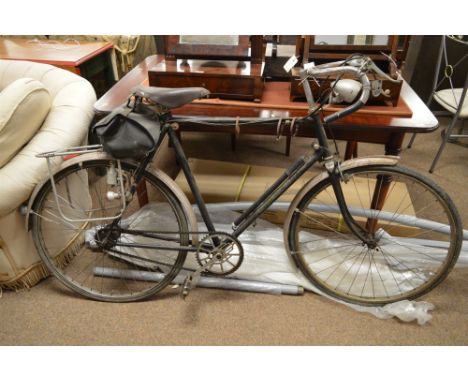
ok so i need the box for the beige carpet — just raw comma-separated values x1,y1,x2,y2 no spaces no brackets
1,118,467,345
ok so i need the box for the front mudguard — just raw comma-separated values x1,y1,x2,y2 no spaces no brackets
282,155,400,260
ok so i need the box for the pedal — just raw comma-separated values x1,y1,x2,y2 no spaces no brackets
180,274,194,300
179,254,216,300
180,272,203,300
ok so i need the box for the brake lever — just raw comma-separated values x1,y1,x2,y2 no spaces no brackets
380,51,398,67
366,57,401,83
345,55,401,83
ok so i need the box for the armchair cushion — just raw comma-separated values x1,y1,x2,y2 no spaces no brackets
0,78,51,167
0,59,97,290
0,59,96,216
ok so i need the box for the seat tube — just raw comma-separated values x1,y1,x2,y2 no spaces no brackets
167,126,216,233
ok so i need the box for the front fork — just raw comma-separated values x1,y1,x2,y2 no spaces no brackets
324,157,375,245
309,112,376,245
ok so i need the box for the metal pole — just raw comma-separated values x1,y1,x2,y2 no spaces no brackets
94,267,304,296
203,202,468,240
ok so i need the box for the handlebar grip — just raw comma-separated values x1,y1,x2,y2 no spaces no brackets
304,65,371,123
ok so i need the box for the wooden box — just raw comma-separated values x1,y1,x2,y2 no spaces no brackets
161,35,265,64
290,67,402,106
148,59,264,102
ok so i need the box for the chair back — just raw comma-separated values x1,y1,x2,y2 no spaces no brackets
429,35,468,114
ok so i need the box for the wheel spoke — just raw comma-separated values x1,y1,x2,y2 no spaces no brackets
346,247,371,294
297,209,354,241
32,160,188,302
334,246,366,291
291,166,460,304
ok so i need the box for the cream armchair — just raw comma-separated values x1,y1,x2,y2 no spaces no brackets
0,59,96,290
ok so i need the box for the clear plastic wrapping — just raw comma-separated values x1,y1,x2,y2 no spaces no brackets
105,203,467,324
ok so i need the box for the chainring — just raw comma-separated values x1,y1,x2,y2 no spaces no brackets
195,232,244,276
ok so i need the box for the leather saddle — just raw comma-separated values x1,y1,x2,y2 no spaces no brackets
132,85,210,109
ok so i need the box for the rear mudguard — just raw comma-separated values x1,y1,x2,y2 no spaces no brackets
25,152,199,245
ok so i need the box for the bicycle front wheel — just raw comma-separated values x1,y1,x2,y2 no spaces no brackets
31,159,189,302
287,165,462,306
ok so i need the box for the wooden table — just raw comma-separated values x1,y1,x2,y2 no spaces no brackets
94,55,438,159
0,37,115,95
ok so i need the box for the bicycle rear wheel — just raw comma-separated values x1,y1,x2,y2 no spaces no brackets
31,159,189,302
287,165,462,306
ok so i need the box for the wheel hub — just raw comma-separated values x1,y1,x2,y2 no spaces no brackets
95,226,121,249
366,240,378,249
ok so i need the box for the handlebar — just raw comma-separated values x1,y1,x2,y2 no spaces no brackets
308,65,370,123
299,56,397,123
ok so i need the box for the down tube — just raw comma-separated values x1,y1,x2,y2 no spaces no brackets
232,150,323,237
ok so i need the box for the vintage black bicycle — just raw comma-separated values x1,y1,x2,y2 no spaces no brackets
29,56,463,306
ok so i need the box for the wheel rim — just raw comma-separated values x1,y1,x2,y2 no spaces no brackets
290,166,461,305
32,160,188,302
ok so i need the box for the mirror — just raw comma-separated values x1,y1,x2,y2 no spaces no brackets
179,35,240,46
314,35,390,46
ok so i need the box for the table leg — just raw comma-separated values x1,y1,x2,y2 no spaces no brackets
285,135,291,156
365,174,391,234
344,141,358,160
136,180,149,207
384,132,404,157
231,133,237,151
365,133,404,233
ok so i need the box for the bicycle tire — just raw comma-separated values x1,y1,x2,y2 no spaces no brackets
287,164,462,306
31,159,189,302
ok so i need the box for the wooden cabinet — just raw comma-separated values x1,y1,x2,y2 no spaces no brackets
0,37,115,97
150,36,265,102
157,35,265,63
148,59,264,102
291,35,408,106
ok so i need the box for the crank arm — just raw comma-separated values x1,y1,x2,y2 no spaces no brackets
180,255,218,299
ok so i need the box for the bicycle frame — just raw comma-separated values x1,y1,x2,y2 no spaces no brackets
125,110,371,250
37,62,375,254
31,55,464,305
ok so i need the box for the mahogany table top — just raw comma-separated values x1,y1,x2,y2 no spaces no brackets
0,37,113,67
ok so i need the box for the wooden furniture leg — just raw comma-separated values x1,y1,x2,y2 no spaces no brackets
344,141,358,160
365,132,405,233
231,133,237,151
365,174,392,233
136,180,149,207
285,134,292,156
